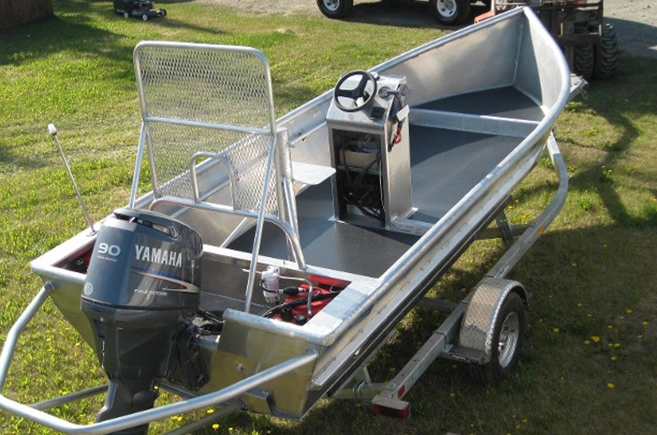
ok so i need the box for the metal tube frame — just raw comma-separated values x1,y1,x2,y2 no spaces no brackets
0,288,317,435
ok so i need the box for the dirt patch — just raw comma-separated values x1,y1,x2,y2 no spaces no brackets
196,0,657,58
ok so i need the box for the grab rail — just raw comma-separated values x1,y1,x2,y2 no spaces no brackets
0,283,318,434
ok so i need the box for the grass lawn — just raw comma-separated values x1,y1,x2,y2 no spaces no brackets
1,1,656,434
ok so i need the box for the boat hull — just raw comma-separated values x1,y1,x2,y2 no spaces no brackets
28,7,570,422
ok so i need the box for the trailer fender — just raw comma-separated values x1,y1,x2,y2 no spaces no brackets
458,277,528,365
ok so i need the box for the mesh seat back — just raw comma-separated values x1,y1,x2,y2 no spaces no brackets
133,41,279,214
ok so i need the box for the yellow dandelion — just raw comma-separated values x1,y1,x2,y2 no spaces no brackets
626,309,633,314
206,408,215,414
614,343,621,348
607,383,615,389
584,340,590,345
553,328,560,333
642,321,649,326
449,392,456,398
610,356,617,361
571,263,577,267
607,324,614,329
212,424,220,431
591,336,601,343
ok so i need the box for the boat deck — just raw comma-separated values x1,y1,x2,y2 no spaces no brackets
229,87,540,277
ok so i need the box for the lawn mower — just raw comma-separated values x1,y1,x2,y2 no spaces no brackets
114,0,166,21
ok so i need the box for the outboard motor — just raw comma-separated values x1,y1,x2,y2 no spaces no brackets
81,208,205,434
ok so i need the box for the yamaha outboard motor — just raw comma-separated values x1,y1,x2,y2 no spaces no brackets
81,208,204,434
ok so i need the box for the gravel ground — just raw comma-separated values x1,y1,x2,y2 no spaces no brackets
198,0,657,58
604,0,657,58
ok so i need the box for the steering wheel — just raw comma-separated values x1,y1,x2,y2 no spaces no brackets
333,70,378,113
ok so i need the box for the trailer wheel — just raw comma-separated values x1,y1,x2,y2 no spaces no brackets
470,292,525,384
594,24,618,80
573,43,594,80
430,0,471,25
317,0,354,19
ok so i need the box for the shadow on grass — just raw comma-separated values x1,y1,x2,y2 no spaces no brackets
564,53,657,228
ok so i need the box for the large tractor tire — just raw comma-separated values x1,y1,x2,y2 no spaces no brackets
594,23,619,80
573,43,594,80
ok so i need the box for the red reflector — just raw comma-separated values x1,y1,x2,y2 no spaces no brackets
397,385,406,398
372,403,411,419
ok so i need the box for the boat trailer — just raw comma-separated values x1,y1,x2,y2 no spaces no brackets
0,8,577,434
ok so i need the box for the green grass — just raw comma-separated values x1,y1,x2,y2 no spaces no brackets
1,1,657,434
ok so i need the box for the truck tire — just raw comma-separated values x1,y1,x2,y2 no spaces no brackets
594,24,619,80
430,0,471,25
317,0,354,19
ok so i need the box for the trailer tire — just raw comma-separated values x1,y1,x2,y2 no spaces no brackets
430,0,471,25
317,0,354,19
573,43,594,80
470,292,525,385
594,24,619,80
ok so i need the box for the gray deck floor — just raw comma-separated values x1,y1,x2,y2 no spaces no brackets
230,87,536,277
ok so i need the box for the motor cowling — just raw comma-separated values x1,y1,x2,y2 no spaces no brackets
81,208,204,434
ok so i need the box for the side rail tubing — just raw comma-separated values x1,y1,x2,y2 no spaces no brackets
0,284,317,435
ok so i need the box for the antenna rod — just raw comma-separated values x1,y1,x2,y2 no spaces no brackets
47,124,97,235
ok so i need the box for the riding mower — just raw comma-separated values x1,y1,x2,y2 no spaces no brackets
114,0,167,21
